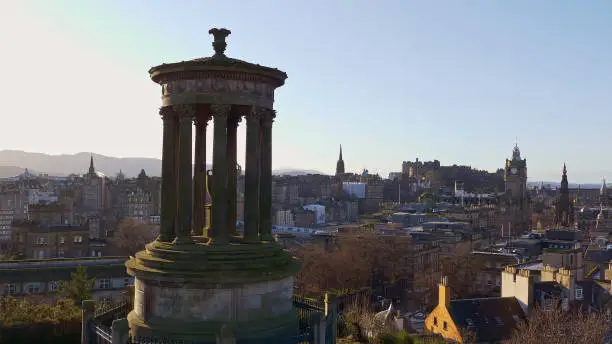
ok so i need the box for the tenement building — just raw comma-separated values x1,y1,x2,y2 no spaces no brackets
0,257,131,302
125,28,300,343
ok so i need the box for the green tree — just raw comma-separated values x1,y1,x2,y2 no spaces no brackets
58,266,95,305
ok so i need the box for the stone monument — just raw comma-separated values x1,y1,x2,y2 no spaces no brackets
125,28,300,343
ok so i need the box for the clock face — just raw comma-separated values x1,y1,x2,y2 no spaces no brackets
511,168,518,174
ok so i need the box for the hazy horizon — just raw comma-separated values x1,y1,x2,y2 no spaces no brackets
1,1,611,182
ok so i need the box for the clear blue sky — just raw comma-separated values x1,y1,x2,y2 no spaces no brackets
1,1,611,182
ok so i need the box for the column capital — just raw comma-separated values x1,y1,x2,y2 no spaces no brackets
246,106,265,123
159,106,175,119
211,104,232,117
260,108,276,128
172,104,197,118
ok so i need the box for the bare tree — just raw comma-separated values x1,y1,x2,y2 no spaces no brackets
294,232,413,295
505,303,611,344
107,219,158,256
412,251,487,310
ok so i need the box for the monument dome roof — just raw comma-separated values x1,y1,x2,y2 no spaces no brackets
149,28,287,86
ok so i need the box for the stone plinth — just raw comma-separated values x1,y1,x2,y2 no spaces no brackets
126,241,300,343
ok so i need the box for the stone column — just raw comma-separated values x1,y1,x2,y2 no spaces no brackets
193,111,209,236
157,107,178,242
259,109,275,241
227,113,241,236
244,107,262,243
210,104,232,244
173,104,195,245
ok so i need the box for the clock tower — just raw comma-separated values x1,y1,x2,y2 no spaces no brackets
502,144,530,236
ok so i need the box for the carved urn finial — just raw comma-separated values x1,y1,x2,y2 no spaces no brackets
208,28,231,57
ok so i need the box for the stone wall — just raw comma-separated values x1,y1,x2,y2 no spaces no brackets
134,276,294,323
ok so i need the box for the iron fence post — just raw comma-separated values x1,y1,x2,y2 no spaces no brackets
81,300,95,344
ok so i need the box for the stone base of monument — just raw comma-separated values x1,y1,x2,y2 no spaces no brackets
125,240,300,343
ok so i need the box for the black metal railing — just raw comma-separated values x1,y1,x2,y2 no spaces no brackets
89,319,112,344
293,295,325,330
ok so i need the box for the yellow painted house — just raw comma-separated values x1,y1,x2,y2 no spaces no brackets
424,277,526,343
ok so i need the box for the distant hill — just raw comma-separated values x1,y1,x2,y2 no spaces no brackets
0,166,42,179
0,150,324,178
0,150,162,178
273,169,326,176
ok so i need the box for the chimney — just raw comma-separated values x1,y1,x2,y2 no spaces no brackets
439,276,451,307
605,262,612,283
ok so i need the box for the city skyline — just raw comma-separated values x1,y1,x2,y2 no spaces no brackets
1,1,611,182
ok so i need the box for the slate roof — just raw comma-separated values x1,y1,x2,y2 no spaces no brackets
534,281,563,296
584,248,612,263
448,297,526,342
545,229,583,242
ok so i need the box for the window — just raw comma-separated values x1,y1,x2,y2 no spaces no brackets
466,318,474,328
4,284,16,295
59,236,65,244
73,235,83,243
38,250,45,259
494,316,504,326
543,298,554,311
576,287,583,300
433,316,438,326
443,321,448,331
98,279,111,289
36,236,45,245
49,281,58,292
58,250,64,258
27,283,41,293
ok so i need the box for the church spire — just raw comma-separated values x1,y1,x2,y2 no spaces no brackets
335,144,345,176
88,153,96,175
555,163,571,227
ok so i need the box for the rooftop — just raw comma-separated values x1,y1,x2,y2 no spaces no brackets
0,257,127,270
449,297,526,342
516,260,545,271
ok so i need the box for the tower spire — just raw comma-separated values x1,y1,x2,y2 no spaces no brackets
88,153,95,175
335,144,345,176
